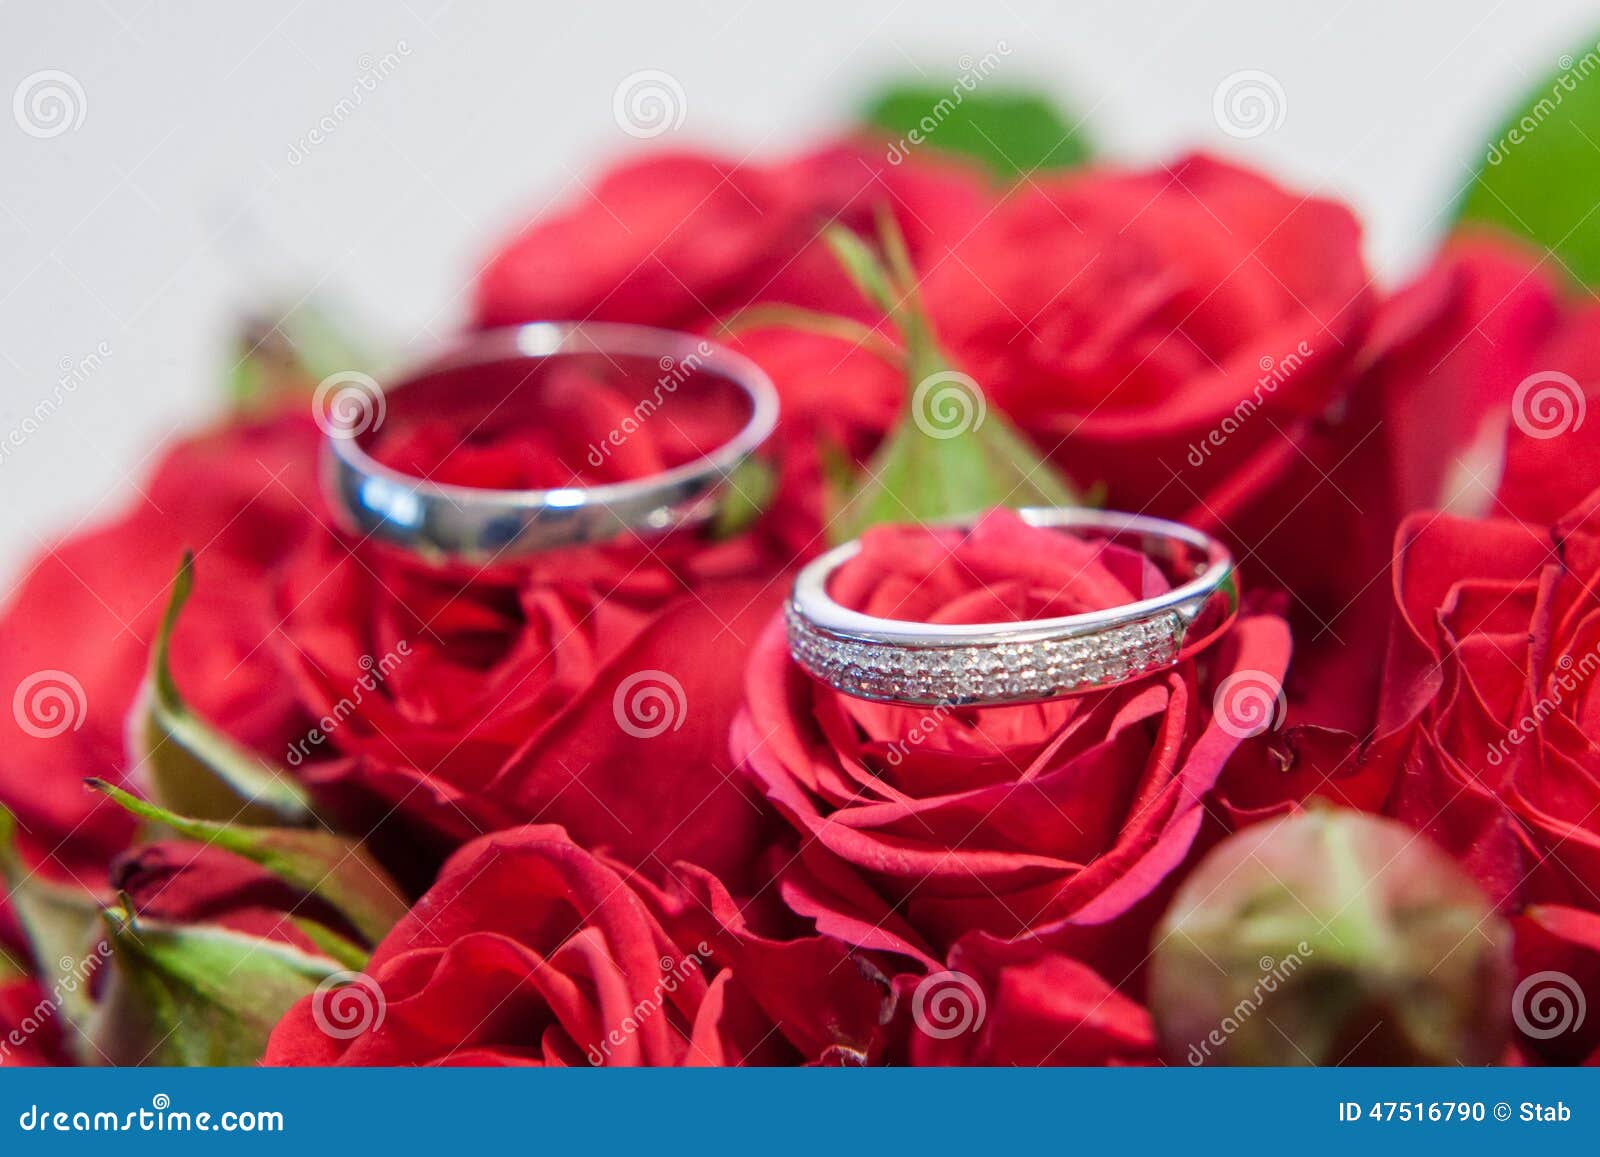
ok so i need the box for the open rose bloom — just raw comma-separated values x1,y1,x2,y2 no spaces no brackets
4,106,1600,1070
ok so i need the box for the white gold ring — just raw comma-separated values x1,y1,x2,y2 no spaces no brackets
322,322,779,564
786,509,1239,706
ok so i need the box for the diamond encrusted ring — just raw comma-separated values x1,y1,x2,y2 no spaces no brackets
786,508,1239,707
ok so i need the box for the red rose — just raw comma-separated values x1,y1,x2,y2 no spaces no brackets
272,363,791,877
1264,236,1563,732
265,825,884,1065
473,143,989,332
0,411,321,878
919,156,1372,597
1211,235,1565,751
1371,489,1600,1060
733,509,1292,976
273,530,786,881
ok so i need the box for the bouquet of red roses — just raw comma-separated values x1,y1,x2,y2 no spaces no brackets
3,69,1598,1069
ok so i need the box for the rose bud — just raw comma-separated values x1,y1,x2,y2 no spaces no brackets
1150,808,1513,1066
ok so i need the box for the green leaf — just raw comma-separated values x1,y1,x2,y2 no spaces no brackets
813,216,1079,543
88,902,343,1066
862,82,1091,179
88,780,406,948
0,808,100,1033
1457,34,1600,286
136,552,315,826
833,393,1077,543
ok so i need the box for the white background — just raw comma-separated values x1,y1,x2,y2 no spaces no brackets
1,1,1593,584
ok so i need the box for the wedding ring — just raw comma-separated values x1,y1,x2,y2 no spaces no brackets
322,322,779,563
786,509,1239,706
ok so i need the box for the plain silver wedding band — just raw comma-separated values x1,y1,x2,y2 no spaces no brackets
322,322,779,564
786,508,1239,706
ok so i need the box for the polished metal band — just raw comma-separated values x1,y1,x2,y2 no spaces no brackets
323,322,779,564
